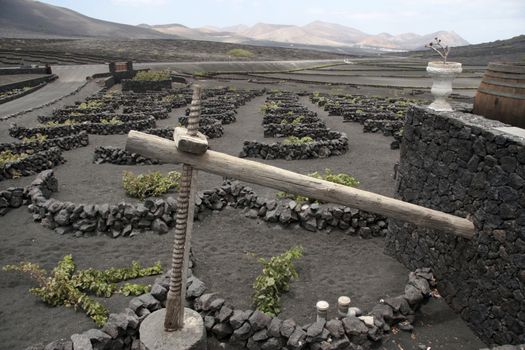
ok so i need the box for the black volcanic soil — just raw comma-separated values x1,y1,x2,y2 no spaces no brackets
0,79,486,350
0,38,345,67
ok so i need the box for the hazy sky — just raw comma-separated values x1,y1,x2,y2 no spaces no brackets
40,0,524,44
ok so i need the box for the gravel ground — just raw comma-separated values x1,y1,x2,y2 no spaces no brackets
0,79,486,350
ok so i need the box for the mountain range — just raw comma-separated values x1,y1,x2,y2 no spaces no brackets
1,0,469,51
141,21,469,51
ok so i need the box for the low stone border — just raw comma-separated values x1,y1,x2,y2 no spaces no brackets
343,111,400,123
9,116,155,139
175,119,224,139
0,148,64,182
198,180,387,237
27,265,446,350
93,146,161,166
263,123,328,138
363,119,404,136
240,132,349,160
37,113,149,125
0,74,58,94
263,114,319,125
0,80,54,105
0,132,89,153
180,112,236,125
22,171,385,238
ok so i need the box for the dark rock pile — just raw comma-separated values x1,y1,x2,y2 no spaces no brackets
0,186,25,215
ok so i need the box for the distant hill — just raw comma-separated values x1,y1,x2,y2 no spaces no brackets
149,21,469,51
0,0,472,52
0,0,171,39
407,35,525,65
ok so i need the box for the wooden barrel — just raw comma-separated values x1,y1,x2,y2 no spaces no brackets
473,62,525,128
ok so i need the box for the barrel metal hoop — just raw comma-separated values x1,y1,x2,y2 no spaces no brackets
487,64,525,74
485,71,525,80
477,88,525,100
482,79,525,89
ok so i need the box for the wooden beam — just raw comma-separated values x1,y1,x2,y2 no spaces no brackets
126,131,475,239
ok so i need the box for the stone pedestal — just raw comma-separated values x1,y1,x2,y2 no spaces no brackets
139,308,207,350
426,61,462,112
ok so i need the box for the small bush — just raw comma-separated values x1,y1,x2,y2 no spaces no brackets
45,119,79,127
280,116,305,125
100,117,122,125
22,133,48,143
277,168,359,203
253,246,303,316
133,70,171,81
227,48,255,58
282,136,313,145
122,171,181,199
3,255,161,326
192,71,210,78
162,94,184,103
261,101,279,113
78,100,104,110
0,150,28,166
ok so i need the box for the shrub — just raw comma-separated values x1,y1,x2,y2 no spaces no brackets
192,71,210,78
22,133,48,143
122,171,181,199
45,119,79,127
277,169,359,203
78,100,104,110
252,246,303,316
261,101,279,113
100,117,123,125
282,136,313,145
133,70,171,81
227,48,255,58
0,150,28,166
280,116,304,125
3,255,161,326
162,94,184,103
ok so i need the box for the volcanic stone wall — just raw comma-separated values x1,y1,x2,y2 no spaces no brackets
385,106,525,345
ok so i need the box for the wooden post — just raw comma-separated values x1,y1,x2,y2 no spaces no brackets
164,85,202,332
126,131,476,239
